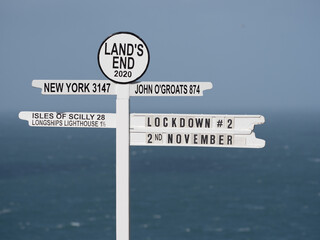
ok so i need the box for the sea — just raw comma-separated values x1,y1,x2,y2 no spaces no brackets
0,111,319,240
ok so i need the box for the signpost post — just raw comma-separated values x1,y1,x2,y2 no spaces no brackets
19,32,265,240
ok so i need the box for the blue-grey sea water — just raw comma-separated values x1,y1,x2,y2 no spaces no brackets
0,111,319,240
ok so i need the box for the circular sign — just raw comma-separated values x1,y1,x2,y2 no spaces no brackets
98,32,150,84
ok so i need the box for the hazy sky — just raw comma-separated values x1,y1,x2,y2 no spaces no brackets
1,0,319,115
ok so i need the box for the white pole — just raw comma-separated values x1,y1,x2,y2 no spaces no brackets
116,84,130,240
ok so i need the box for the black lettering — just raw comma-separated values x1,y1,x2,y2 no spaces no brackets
119,57,126,69
193,134,198,144
219,135,224,145
78,83,84,92
137,44,144,56
179,85,184,94
195,118,203,128
147,117,152,127
84,83,90,92
166,85,171,93
119,43,126,55
138,85,142,93
155,117,160,127
163,117,168,127
111,43,118,55
172,118,177,127
56,83,63,92
185,134,190,144
176,85,180,94
188,118,194,128
183,85,188,94
155,134,162,141
180,118,185,127
105,43,111,55
127,44,134,56
201,135,208,144
113,56,119,69
50,83,55,92
161,84,166,94
71,83,77,92
128,57,134,69
205,118,211,128
44,83,50,92
171,85,175,94
168,134,173,144
145,84,152,94
210,135,215,144
154,85,159,94
176,134,182,144
227,135,233,145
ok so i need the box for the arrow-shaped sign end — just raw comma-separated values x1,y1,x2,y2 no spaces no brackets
18,111,27,121
247,132,265,148
32,80,44,93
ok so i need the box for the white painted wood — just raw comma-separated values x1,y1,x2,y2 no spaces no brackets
32,80,117,95
18,111,116,128
116,84,130,240
130,81,213,96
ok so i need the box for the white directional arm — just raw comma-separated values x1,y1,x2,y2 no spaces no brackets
130,113,265,134
19,111,116,128
130,132,265,148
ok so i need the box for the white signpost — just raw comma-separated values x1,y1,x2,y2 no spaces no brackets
19,32,265,240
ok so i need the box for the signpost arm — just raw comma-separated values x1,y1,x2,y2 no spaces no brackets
116,84,130,240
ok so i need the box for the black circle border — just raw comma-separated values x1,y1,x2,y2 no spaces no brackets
97,32,150,84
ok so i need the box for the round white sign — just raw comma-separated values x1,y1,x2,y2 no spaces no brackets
98,32,150,84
